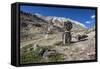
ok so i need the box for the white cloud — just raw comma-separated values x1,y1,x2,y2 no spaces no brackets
85,20,95,24
91,15,95,19
85,21,91,24
85,15,95,24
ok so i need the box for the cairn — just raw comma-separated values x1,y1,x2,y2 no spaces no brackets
62,20,73,45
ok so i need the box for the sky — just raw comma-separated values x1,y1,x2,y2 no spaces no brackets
20,5,96,28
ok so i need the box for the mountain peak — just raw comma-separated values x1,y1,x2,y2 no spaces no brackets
33,13,87,29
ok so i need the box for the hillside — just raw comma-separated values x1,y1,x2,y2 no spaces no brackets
20,11,87,41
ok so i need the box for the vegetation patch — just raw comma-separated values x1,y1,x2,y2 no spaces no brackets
48,53,65,62
20,44,65,64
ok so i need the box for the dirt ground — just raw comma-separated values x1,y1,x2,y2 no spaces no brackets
20,31,96,61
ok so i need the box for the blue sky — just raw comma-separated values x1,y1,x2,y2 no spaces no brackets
20,5,96,28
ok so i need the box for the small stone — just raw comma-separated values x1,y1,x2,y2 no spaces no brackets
32,44,39,51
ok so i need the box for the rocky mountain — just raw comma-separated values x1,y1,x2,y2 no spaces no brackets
20,11,87,37
34,13,87,30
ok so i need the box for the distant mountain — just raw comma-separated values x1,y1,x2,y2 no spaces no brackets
20,11,87,36
34,13,87,31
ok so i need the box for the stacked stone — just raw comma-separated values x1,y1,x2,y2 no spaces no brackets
62,21,73,44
